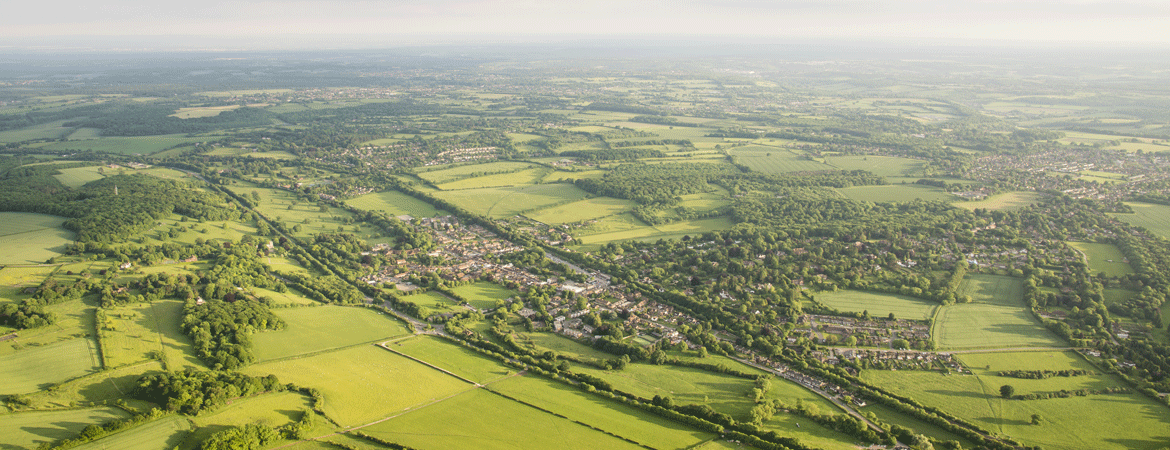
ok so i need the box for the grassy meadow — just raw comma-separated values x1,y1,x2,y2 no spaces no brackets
100,299,204,371
814,290,938,320
1067,241,1135,277
0,212,74,264
432,183,588,218
835,184,954,203
384,335,513,384
0,407,129,450
445,281,517,310
345,190,448,218
934,275,1063,349
0,338,101,395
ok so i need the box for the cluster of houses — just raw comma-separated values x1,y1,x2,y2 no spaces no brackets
820,348,966,373
800,314,931,349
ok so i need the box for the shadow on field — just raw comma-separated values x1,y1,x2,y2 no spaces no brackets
925,389,987,399
976,416,1029,426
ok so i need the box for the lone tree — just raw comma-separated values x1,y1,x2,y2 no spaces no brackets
1031,413,1043,425
1000,384,1015,399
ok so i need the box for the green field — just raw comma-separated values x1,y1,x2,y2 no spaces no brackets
0,120,77,143
37,134,209,155
26,361,163,409
415,161,538,184
814,290,938,320
245,345,473,427
360,389,646,450
100,299,204,370
1068,241,1135,277
863,351,1170,450
53,165,107,187
432,183,589,218
491,375,715,449
435,168,551,190
445,281,517,310
1112,202,1170,239
386,335,513,384
71,415,193,450
0,338,101,395
835,184,954,203
571,362,857,449
0,212,74,264
527,196,637,224
0,407,129,450
345,190,447,218
575,216,736,248
729,146,831,173
934,275,1063,349
0,296,99,355
190,392,311,443
225,183,368,241
514,331,620,363
826,155,927,177
957,191,1045,211
252,306,411,361
170,105,243,118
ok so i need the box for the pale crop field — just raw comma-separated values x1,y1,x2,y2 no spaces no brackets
252,306,411,361
0,212,73,265
244,345,474,427
361,389,646,450
957,191,1045,211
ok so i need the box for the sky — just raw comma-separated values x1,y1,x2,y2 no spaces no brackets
2,0,1168,50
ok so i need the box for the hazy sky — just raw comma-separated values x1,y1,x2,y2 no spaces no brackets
2,0,1167,49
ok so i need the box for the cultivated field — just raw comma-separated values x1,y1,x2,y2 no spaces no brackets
527,197,637,224
490,375,715,449
360,389,646,450
0,212,74,264
37,134,208,155
514,331,619,363
53,165,106,187
170,105,243,118
436,168,553,191
729,146,831,173
432,183,589,218
245,345,473,426
25,361,163,409
862,353,1170,450
100,299,204,370
0,407,128,450
189,392,311,443
835,184,954,203
71,415,192,450
345,190,447,218
415,161,538,184
0,120,76,143
1112,202,1170,239
252,306,411,361
385,335,512,384
933,275,1063,349
1067,241,1135,277
814,290,938,320
956,191,1045,211
825,155,927,177
0,338,101,395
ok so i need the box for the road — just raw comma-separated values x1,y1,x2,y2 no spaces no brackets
730,356,886,435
